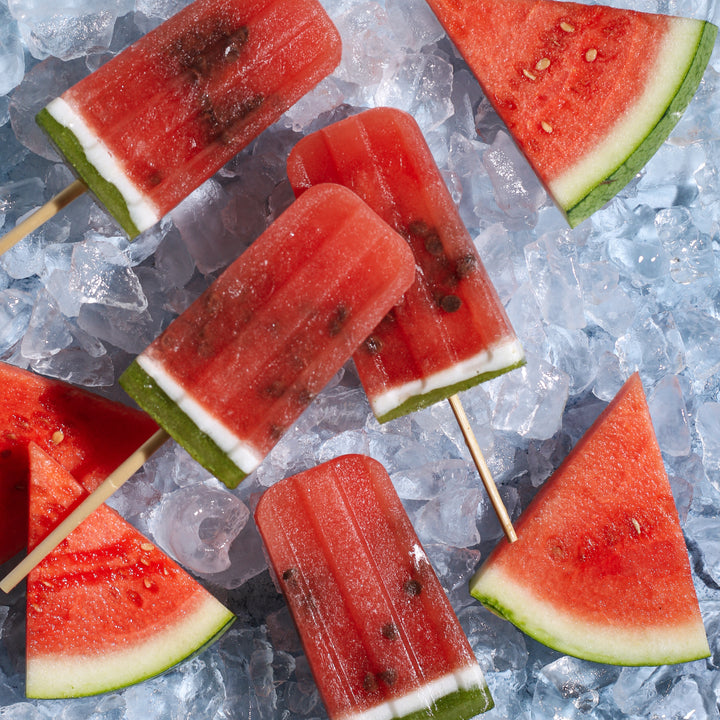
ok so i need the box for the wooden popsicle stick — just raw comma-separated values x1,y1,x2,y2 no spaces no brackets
0,428,169,594
447,393,517,543
0,179,86,256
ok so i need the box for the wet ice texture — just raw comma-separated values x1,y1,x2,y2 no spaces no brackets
2,0,720,718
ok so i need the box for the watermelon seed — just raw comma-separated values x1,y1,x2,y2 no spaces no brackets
631,518,641,534
456,254,477,278
31,603,42,613
140,558,150,566
42,580,53,588
541,121,553,133
141,542,154,552
363,673,378,692
585,48,598,62
364,335,383,354
381,622,399,640
51,430,64,444
403,578,422,596
560,21,575,32
536,57,551,71
380,669,398,686
439,294,462,313
329,305,350,336
522,69,537,81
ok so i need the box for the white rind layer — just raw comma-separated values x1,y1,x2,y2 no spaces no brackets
471,563,711,666
337,664,489,720
46,97,161,232
550,17,704,210
137,353,264,474
369,337,525,419
26,594,233,698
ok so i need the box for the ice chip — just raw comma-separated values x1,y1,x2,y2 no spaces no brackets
151,484,250,574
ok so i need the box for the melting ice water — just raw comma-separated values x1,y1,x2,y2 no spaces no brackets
1,0,720,717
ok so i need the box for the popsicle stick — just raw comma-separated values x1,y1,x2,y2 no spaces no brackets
0,427,169,594
447,393,517,543
0,180,86,256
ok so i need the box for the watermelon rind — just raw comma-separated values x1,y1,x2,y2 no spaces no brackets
120,359,247,488
27,595,235,698
373,346,526,424
36,106,144,238
561,18,717,227
470,565,710,666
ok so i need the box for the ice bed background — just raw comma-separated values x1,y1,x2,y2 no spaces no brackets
1,0,720,716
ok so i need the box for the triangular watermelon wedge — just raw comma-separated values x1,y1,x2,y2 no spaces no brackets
425,0,717,227
0,361,159,564
25,442,235,698
470,373,710,666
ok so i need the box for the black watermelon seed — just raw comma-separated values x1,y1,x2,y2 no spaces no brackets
403,578,422,596
363,673,378,692
439,294,462,313
364,335,383,354
380,669,398,686
381,623,398,640
329,305,350,337
456,254,477,278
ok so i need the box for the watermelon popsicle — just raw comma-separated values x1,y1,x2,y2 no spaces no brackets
287,107,524,540
255,454,494,720
1,0,341,250
0,182,415,594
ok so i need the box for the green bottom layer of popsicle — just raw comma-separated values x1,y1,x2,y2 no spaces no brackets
36,108,141,238
119,360,247,489
397,682,494,720
375,357,527,424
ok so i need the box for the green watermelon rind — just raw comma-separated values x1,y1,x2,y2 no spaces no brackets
36,107,141,238
27,598,235,698
470,566,711,667
119,360,247,489
375,358,526,424
564,20,718,228
395,682,494,720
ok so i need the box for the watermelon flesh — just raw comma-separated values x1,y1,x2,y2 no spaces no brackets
424,0,717,227
35,0,341,237
469,373,710,666
286,107,525,423
0,361,158,564
25,442,235,698
120,184,415,488
255,454,493,720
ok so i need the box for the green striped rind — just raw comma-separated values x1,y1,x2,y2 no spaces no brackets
565,20,718,228
396,682,494,720
36,108,141,238
376,358,526,424
119,360,247,489
28,601,235,698
470,568,711,666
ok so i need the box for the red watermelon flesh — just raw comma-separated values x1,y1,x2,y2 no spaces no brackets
470,373,710,665
0,361,158,564
25,442,235,698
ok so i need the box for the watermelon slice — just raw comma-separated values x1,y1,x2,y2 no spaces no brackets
425,0,717,227
25,442,235,698
255,454,493,720
469,373,709,666
0,361,158,564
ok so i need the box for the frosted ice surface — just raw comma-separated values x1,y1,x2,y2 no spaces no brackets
647,374,691,458
0,5,25,96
